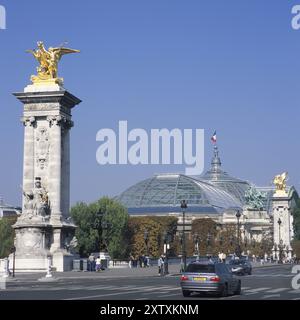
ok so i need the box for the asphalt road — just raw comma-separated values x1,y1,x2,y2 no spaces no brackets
0,264,299,300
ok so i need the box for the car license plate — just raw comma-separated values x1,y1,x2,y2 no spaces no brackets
193,277,207,281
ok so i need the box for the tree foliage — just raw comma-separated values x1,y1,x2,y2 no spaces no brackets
188,218,273,257
127,216,177,258
71,197,129,259
293,198,300,240
0,217,16,258
292,240,300,258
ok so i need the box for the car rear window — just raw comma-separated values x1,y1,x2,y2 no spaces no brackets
186,264,215,273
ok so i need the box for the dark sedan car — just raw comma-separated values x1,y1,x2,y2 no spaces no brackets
180,261,241,297
227,259,252,275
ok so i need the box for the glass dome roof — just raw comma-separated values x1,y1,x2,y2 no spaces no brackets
199,146,250,203
116,173,242,213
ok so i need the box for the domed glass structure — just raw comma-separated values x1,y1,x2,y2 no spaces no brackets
116,173,242,215
200,146,250,203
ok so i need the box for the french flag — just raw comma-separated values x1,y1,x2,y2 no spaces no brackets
211,131,217,144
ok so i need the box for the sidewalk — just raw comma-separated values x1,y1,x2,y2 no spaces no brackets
2,262,289,282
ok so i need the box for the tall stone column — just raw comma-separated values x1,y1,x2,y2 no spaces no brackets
13,85,81,272
272,195,293,260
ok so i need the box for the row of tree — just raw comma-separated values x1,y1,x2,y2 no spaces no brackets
70,198,274,259
1,196,300,259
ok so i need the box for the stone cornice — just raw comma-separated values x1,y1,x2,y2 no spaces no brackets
13,90,81,109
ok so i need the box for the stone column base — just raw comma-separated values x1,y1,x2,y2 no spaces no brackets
11,256,49,273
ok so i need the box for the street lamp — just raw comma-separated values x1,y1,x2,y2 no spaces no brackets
206,232,212,257
101,220,112,252
10,245,16,278
193,233,200,260
180,200,187,272
93,209,104,252
277,218,283,264
274,243,278,262
163,231,171,275
144,229,149,256
236,210,242,257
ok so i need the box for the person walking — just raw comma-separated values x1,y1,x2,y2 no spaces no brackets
158,255,164,275
222,252,227,263
218,252,222,263
95,256,101,272
88,253,95,272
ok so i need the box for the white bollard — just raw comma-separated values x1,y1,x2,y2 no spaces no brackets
45,256,53,278
2,258,9,278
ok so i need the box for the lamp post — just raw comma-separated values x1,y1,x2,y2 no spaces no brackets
180,200,187,272
274,243,278,262
277,218,283,264
101,220,112,252
236,210,242,257
11,245,16,278
94,209,104,253
144,229,149,256
193,234,200,261
163,231,171,275
219,236,223,258
206,232,212,257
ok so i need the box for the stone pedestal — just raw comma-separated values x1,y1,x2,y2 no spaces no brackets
13,83,81,272
272,193,293,260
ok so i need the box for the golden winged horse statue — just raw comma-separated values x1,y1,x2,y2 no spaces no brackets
273,172,288,196
26,41,80,84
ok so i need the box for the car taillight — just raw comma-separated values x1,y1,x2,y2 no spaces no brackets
181,275,189,281
210,276,220,282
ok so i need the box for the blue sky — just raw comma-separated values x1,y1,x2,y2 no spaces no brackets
1,0,300,206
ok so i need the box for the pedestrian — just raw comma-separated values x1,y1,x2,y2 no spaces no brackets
260,256,264,265
222,252,227,263
88,253,95,272
218,252,222,263
146,255,150,267
158,255,164,275
96,256,101,272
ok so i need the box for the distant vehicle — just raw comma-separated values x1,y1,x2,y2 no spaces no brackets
180,261,241,297
227,259,252,275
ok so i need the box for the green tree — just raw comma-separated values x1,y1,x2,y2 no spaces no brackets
71,197,129,259
98,197,129,259
0,217,16,258
71,201,98,257
293,198,300,240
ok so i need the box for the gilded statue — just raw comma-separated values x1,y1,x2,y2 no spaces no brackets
26,41,80,84
273,172,288,196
